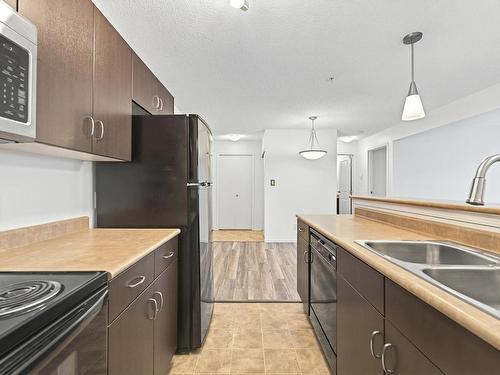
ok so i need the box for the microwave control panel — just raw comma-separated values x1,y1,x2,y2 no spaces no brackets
0,33,29,124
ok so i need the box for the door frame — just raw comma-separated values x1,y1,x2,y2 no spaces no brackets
367,144,389,197
216,153,255,230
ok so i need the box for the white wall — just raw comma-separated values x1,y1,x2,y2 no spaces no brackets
0,149,94,231
212,140,264,230
263,129,337,242
393,109,500,202
356,82,500,197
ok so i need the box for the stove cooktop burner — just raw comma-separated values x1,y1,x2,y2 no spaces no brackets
0,280,63,319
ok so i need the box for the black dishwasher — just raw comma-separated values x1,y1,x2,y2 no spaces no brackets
309,229,337,373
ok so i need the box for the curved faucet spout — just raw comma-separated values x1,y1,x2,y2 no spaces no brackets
466,154,500,206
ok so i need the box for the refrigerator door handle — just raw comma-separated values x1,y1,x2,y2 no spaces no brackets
187,181,208,188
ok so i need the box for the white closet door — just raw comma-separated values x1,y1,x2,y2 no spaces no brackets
218,154,253,229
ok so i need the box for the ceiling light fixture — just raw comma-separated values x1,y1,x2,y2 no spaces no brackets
226,134,242,142
230,0,249,11
338,135,357,143
299,116,327,160
402,32,425,121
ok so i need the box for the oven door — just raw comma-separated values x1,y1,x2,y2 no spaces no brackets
310,233,337,355
0,287,108,375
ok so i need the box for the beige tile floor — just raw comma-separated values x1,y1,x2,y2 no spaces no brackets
169,303,331,374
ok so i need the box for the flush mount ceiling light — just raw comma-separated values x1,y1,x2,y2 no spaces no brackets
299,116,327,160
226,134,243,142
230,0,249,11
402,32,425,121
338,135,358,143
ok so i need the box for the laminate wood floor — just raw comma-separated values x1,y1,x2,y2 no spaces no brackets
212,230,264,242
213,241,300,302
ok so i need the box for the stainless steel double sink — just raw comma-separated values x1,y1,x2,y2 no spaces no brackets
355,240,500,319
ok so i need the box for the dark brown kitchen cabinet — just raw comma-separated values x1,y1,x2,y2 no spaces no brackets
153,260,178,375
107,237,179,375
132,52,160,113
19,0,94,153
296,220,310,312
108,283,155,375
337,275,385,375
92,8,132,160
383,321,443,375
156,80,174,114
386,279,500,375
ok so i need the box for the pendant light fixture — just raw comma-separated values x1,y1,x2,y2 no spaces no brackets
230,0,249,11
402,32,425,121
299,116,327,160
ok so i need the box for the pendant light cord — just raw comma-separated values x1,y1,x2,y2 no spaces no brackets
309,117,321,149
411,42,415,82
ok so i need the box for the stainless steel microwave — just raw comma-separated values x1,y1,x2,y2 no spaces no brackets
0,1,37,142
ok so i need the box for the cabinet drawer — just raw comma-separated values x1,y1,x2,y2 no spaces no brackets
297,220,309,242
109,252,154,322
338,247,384,314
386,279,500,375
154,238,178,277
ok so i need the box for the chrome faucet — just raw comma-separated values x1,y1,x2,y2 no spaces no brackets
466,154,500,205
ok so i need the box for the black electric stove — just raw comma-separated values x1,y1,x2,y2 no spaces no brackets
0,272,108,374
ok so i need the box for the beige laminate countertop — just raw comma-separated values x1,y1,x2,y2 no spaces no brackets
0,228,180,279
351,194,500,215
297,214,500,350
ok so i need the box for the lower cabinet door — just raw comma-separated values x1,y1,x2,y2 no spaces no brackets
337,276,384,375
154,261,178,374
296,236,309,309
383,321,444,375
108,284,155,375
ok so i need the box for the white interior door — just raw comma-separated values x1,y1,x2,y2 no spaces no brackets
218,154,253,229
337,155,352,214
369,146,387,197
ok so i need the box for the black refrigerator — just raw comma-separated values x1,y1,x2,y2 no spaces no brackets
95,113,214,352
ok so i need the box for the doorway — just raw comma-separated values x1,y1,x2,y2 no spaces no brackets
368,146,387,197
217,154,253,229
337,154,353,214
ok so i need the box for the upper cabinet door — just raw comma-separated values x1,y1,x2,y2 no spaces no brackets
132,52,159,114
92,8,132,161
156,80,174,114
19,0,94,153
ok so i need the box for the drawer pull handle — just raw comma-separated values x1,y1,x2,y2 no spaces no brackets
369,330,383,359
154,291,164,312
147,298,158,320
126,275,146,288
162,252,175,259
381,343,396,374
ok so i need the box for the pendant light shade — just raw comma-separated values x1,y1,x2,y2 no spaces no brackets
299,116,327,160
402,32,425,121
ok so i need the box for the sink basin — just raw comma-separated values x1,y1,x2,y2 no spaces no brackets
423,268,500,318
360,241,499,266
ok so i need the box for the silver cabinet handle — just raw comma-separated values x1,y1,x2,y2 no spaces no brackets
95,120,104,141
84,116,95,137
370,330,383,359
153,95,160,110
381,343,396,374
298,227,304,232
159,97,164,111
126,275,146,288
303,250,308,263
154,291,164,312
147,298,158,320
162,251,175,259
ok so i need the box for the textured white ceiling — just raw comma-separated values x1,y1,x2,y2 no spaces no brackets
92,0,500,137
